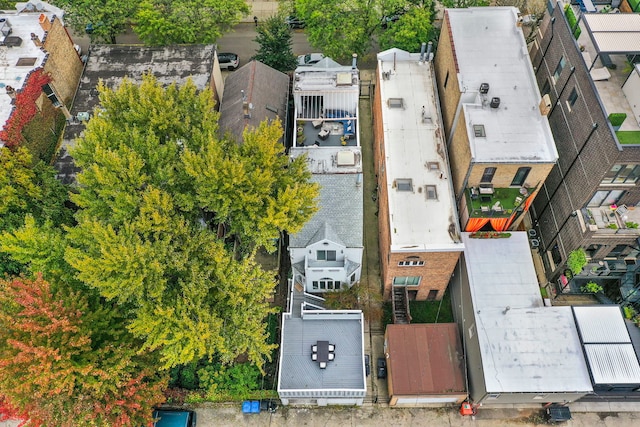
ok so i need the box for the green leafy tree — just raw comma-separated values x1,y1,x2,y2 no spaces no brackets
134,0,249,45
295,0,382,60
65,75,313,369
51,0,137,43
0,274,166,427
0,148,73,276
379,6,436,52
254,15,298,72
567,248,587,275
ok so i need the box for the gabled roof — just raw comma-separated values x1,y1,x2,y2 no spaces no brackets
306,221,345,247
289,174,363,249
218,60,289,143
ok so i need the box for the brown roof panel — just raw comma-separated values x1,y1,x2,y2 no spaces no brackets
387,323,466,396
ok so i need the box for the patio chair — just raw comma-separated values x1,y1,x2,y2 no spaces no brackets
328,353,335,361
319,362,327,369
328,344,335,352
311,345,317,352
312,353,317,361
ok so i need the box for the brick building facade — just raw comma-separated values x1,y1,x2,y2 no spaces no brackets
529,2,640,287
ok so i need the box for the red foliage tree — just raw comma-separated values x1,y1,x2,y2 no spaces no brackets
0,69,52,147
0,274,167,427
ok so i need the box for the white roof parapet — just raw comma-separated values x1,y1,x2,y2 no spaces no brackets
376,47,463,250
446,7,558,163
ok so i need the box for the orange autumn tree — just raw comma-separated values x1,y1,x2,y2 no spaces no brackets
0,274,167,427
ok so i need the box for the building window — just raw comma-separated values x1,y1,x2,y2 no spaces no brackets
567,87,579,109
427,290,438,301
602,164,640,185
587,190,624,207
398,260,425,266
553,56,566,83
425,185,438,200
511,167,531,186
473,124,486,137
317,250,336,261
312,278,341,290
350,273,356,283
607,244,629,259
396,178,413,191
444,71,449,88
481,167,496,183
541,79,550,96
388,98,404,108
392,276,421,286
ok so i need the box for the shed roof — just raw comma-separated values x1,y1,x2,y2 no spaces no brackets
386,323,466,396
218,60,289,143
462,232,593,394
445,7,557,163
582,13,640,55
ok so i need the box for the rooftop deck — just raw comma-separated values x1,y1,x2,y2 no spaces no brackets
575,8,640,134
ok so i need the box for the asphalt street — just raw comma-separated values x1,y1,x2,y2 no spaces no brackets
71,23,314,71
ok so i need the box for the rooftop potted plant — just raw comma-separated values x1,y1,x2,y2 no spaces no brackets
580,281,603,294
608,113,627,131
567,248,587,275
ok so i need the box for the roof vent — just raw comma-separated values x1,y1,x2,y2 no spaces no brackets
490,97,500,108
0,18,12,38
479,83,490,94
336,150,356,166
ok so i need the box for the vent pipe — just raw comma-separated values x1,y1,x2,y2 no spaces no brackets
352,53,357,69
31,32,42,47
426,41,433,62
419,42,426,62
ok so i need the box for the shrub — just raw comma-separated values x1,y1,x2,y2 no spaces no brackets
608,113,628,127
626,221,639,229
580,281,603,293
623,305,637,320
567,248,587,275
563,5,581,40
607,223,618,229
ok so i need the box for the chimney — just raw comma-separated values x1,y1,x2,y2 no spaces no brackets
31,32,42,47
419,42,426,62
426,41,433,62
38,14,51,32
352,53,357,69
5,85,15,99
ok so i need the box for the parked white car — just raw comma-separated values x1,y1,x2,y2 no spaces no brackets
297,53,325,66
218,52,239,71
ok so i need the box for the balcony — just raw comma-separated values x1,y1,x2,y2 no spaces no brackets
466,186,528,218
580,206,640,236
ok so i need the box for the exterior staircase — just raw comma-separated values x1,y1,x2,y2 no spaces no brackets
392,286,410,324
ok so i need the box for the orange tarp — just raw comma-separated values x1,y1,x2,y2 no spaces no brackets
465,217,490,232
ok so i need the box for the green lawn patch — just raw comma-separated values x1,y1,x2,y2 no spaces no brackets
466,186,525,218
409,288,454,323
616,131,640,145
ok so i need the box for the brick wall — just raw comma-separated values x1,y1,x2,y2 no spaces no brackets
383,251,460,301
42,16,83,104
531,3,640,280
434,12,462,141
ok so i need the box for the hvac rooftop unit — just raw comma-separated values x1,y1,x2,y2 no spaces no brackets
479,83,490,94
490,97,501,108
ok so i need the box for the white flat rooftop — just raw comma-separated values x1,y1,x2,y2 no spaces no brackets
377,48,462,251
462,232,593,394
0,12,55,137
446,7,558,163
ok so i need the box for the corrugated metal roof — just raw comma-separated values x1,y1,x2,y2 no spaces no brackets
386,324,466,396
573,306,631,344
584,344,640,385
583,14,640,54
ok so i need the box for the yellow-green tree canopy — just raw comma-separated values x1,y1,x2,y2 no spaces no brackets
66,75,317,369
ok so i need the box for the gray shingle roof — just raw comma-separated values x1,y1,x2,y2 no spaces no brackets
218,60,289,143
289,174,363,248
